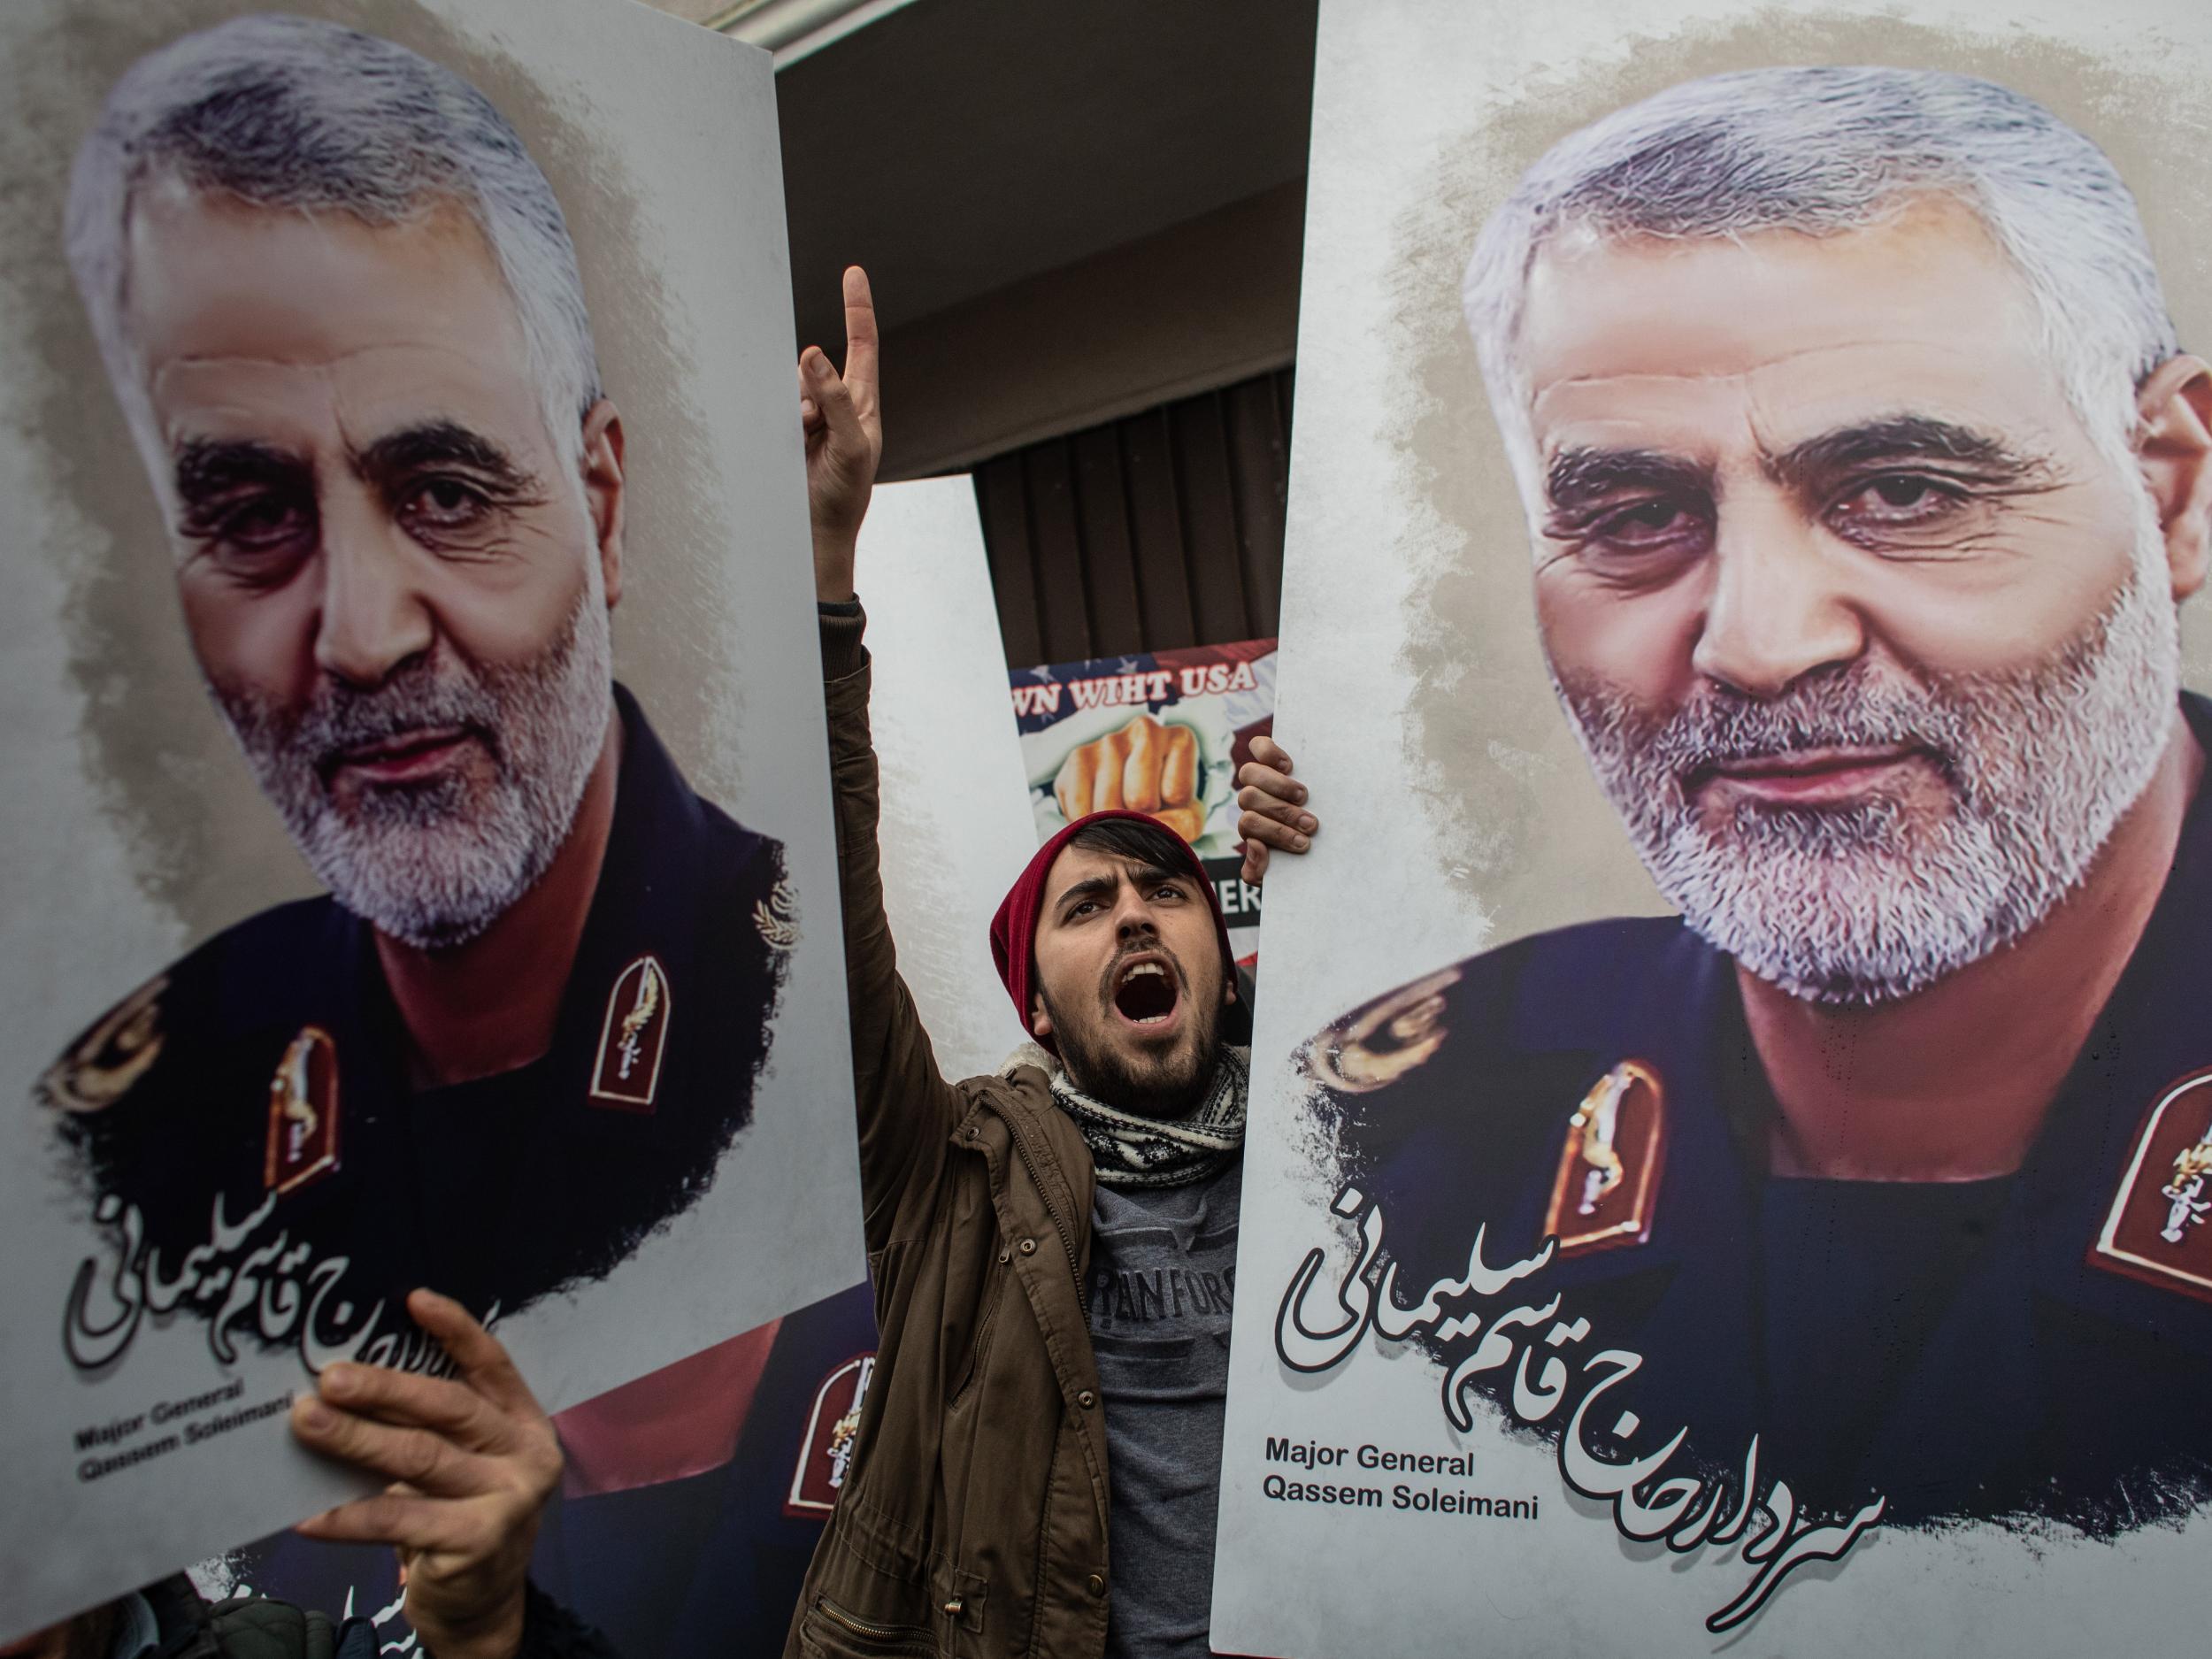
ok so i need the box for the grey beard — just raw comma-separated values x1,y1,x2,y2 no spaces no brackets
214,580,614,950
1556,523,2179,1007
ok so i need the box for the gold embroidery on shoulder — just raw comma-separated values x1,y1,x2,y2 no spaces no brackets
38,974,169,1113
755,877,801,951
1305,967,1462,1094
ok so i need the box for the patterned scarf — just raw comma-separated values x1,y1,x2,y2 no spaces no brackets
1022,1044,1249,1188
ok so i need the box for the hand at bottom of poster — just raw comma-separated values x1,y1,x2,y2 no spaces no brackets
289,1290,560,1659
1275,1185,1886,1635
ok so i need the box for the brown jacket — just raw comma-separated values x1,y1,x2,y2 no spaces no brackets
787,614,1112,1659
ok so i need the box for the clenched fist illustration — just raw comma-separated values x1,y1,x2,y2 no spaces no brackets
1054,714,1206,842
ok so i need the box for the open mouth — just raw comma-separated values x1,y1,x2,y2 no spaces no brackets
1111,956,1182,1028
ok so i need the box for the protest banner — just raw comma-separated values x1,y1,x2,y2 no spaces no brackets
204,476,1033,1655
1013,641,1277,969
1211,2,2212,1652
0,0,863,1634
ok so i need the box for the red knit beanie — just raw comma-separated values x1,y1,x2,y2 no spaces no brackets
988,810,1234,1054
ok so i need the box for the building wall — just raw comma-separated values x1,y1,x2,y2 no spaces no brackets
975,367,1292,667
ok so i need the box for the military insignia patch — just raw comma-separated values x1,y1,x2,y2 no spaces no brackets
786,1354,875,1517
265,1026,341,1194
2090,1069,2212,1303
37,974,168,1114
755,877,801,951
1542,1060,1666,1257
1306,967,1462,1094
590,955,671,1112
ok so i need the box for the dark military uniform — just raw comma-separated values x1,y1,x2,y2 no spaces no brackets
1317,694,2212,1534
42,684,794,1355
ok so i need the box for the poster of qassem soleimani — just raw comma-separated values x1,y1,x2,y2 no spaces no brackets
202,478,1024,1659
1211,0,2212,1653
0,0,864,1636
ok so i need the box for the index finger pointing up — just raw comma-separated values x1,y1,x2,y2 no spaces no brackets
841,265,879,423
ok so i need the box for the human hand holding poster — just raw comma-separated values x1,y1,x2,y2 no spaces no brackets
1211,0,2212,1652
206,1289,884,1655
0,0,863,1638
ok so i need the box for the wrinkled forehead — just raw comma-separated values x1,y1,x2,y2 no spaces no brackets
116,180,549,476
119,176,522,376
1516,197,2065,463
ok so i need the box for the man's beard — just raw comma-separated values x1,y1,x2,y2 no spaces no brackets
1555,519,2180,1007
213,580,614,951
1043,944,1225,1119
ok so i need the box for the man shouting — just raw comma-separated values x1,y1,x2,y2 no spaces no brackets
784,269,1317,1659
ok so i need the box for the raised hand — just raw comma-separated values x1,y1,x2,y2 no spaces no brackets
290,1290,562,1659
800,265,882,603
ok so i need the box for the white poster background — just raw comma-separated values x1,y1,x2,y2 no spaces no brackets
859,476,1038,1081
0,0,864,1635
1211,1,2211,1655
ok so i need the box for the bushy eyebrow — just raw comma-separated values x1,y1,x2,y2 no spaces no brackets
1765,416,2052,485
173,421,542,505
1543,417,2055,516
1048,862,1193,917
1123,861,1192,893
1049,874,1120,915
173,437,308,503
1545,447,1714,510
353,419,540,494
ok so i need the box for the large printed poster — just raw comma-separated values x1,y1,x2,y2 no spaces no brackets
202,478,1029,1652
1012,640,1277,967
1213,1,2212,1653
0,0,864,1636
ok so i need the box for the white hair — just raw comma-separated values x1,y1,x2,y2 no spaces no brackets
65,13,601,476
1463,65,2182,502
